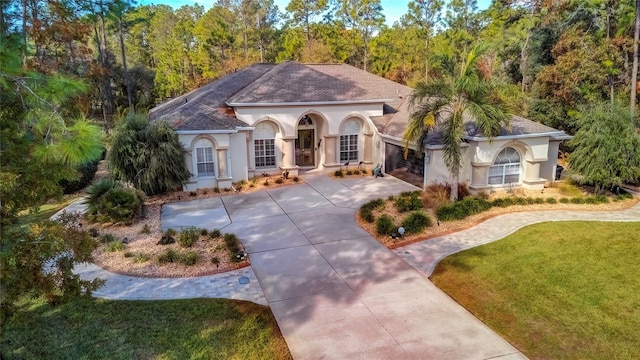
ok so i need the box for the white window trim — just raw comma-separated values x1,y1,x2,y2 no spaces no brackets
254,138,276,169
195,146,215,178
488,147,521,185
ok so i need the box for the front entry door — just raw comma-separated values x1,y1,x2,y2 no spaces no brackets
295,129,315,167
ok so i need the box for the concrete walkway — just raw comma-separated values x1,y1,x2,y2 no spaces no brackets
73,175,640,360
394,199,640,278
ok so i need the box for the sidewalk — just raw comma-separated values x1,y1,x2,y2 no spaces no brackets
394,200,640,277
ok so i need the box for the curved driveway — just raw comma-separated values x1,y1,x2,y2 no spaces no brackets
163,174,528,360
76,174,640,360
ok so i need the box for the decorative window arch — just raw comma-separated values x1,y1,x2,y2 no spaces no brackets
254,121,277,169
339,118,360,162
194,138,215,177
298,115,313,126
488,147,520,185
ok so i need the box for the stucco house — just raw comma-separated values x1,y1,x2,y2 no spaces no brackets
149,61,570,192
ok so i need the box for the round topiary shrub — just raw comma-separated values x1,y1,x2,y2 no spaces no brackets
376,215,395,235
97,187,145,222
401,211,432,234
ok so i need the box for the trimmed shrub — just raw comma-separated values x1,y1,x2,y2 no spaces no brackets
359,208,375,223
334,170,344,178
96,187,145,223
158,249,180,263
546,197,558,204
533,197,545,204
178,227,200,248
106,241,126,252
394,191,423,212
134,253,151,263
401,211,432,234
293,176,300,183
179,251,199,266
585,195,609,204
559,197,570,204
436,197,492,221
157,228,177,245
99,233,116,244
376,215,395,235
361,198,385,211
346,170,353,176
209,229,222,239
571,197,585,204
275,177,284,184
224,233,241,254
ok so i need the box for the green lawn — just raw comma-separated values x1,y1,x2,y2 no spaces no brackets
1,297,291,360
431,221,640,359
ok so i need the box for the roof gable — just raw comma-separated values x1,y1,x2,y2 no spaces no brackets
227,62,393,105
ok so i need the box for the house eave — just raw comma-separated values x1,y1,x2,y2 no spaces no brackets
176,129,239,135
379,133,469,151
227,99,392,107
464,131,569,142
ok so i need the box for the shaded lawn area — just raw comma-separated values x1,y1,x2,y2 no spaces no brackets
431,221,640,359
1,297,291,360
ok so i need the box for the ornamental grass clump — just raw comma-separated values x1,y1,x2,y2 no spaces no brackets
401,211,432,234
178,227,200,248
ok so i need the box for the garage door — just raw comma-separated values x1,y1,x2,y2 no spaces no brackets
384,143,424,188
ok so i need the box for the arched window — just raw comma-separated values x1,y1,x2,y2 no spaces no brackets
254,121,277,169
339,118,360,162
488,147,520,185
195,138,215,177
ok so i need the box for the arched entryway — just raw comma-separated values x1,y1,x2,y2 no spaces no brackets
295,115,315,167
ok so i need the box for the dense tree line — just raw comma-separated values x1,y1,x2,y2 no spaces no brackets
3,0,640,128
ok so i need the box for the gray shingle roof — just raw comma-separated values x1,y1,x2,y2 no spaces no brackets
149,62,566,143
149,64,275,131
226,62,404,104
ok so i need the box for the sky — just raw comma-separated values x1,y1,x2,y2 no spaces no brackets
138,0,493,26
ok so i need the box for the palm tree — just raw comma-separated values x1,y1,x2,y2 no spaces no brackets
404,44,509,201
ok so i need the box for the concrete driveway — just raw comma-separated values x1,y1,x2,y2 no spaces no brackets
162,174,527,360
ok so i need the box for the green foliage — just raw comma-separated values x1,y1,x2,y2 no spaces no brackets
334,170,344,177
394,191,423,212
423,183,451,209
376,215,396,235
569,102,640,192
158,228,177,245
401,211,432,234
178,227,200,248
360,198,385,223
209,229,222,239
546,197,557,204
404,44,509,201
108,114,191,195
179,251,200,266
224,233,243,262
0,213,104,316
436,197,492,221
1,296,290,359
85,179,117,216
96,187,146,223
0,42,103,223
158,249,180,263
59,159,101,194
106,241,126,252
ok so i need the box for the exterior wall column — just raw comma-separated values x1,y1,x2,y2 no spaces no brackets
324,135,337,165
216,148,233,189
280,137,299,175
471,165,489,188
522,160,545,189
363,133,373,164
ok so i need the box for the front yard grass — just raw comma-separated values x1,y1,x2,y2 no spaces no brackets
1,296,292,360
431,221,640,359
